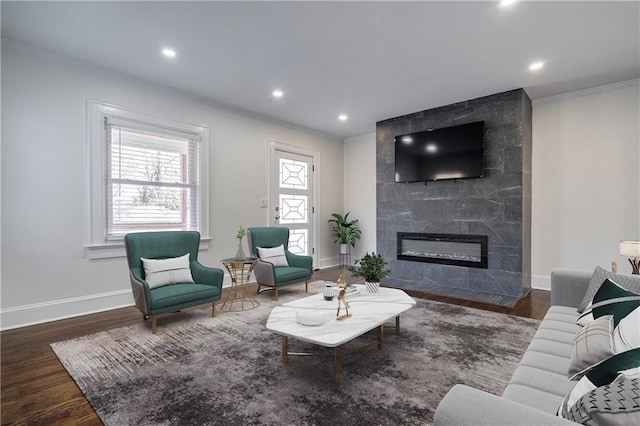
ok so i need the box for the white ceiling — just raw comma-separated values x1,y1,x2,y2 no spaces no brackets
2,1,638,139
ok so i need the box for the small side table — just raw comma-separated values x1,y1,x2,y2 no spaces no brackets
219,258,260,312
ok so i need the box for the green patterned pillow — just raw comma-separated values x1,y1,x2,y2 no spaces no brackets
578,266,640,313
577,279,640,327
592,279,640,327
563,374,640,425
565,348,640,396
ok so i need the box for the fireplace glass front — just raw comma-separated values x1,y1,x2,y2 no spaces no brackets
397,233,488,269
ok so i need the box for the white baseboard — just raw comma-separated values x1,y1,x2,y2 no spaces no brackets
318,256,340,269
1,289,134,331
1,271,555,331
531,274,551,291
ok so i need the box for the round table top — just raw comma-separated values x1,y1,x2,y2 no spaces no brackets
221,257,259,265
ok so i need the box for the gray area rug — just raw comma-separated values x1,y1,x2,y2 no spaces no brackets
51,288,540,425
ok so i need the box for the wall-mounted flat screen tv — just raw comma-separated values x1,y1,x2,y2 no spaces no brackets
394,121,485,183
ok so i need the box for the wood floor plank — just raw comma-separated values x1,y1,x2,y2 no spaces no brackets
1,267,550,425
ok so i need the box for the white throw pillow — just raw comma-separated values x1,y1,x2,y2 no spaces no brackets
568,315,615,377
141,253,194,289
576,305,594,326
613,306,640,353
257,245,289,267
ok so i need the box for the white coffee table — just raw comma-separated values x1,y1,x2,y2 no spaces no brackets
266,284,416,384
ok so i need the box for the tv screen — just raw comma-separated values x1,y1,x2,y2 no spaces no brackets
394,121,485,183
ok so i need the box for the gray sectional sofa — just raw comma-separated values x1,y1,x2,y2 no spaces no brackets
433,268,598,426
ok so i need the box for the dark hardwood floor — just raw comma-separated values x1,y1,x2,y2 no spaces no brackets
1,267,550,425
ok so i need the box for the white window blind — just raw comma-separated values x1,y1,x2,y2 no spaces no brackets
105,117,200,238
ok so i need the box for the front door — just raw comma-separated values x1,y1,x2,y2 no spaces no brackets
269,142,317,266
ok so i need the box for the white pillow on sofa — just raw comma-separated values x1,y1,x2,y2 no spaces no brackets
613,306,640,353
568,315,615,377
141,253,194,289
257,245,289,267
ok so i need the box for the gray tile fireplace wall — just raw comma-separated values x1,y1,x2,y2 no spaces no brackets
376,89,532,305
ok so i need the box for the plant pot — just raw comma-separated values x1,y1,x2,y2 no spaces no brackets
365,281,380,293
340,244,350,255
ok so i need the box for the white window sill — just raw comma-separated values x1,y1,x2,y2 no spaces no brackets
86,237,211,260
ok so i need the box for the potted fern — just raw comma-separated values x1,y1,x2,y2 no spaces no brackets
349,252,391,293
328,212,362,254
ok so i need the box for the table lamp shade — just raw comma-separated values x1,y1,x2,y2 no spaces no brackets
620,240,640,258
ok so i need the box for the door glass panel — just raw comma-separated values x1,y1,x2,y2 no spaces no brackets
279,158,308,190
288,229,308,255
279,194,307,224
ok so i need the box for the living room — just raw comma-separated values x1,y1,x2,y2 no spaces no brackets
2,1,639,425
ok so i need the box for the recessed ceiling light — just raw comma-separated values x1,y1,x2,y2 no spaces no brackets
500,0,518,7
162,48,176,58
272,90,284,98
529,61,545,71
426,144,438,153
338,114,348,121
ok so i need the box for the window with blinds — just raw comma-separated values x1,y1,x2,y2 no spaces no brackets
105,118,200,238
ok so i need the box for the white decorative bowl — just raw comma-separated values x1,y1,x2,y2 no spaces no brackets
296,310,328,326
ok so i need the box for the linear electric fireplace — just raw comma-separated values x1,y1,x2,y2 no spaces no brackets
397,233,488,269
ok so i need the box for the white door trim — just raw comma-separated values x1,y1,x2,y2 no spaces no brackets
267,140,320,267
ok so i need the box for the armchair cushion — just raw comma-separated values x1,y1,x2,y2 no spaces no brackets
141,253,194,288
274,267,312,286
257,245,289,267
150,283,221,312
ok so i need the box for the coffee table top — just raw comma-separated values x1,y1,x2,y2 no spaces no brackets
265,285,416,347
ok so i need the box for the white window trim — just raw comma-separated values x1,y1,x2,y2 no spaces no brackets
86,100,210,259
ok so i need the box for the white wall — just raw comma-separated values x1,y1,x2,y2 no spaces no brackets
531,80,640,289
0,41,343,329
343,133,377,262
343,81,640,291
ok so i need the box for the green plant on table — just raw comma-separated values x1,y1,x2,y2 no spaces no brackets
236,225,246,241
349,252,391,282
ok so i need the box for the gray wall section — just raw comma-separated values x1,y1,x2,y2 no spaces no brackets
376,89,532,303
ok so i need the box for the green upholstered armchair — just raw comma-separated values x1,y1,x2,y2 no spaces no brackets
124,231,224,333
247,227,313,300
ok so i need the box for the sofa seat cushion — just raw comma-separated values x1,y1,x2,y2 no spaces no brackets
150,283,220,311
503,384,567,415
507,366,576,399
532,328,578,347
538,319,582,335
518,351,572,376
273,267,311,286
526,338,574,359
